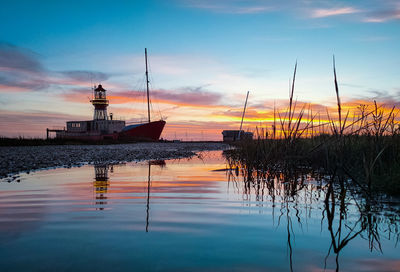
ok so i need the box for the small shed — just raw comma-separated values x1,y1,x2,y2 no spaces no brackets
222,130,253,142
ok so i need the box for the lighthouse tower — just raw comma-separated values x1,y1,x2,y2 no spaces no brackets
91,84,109,120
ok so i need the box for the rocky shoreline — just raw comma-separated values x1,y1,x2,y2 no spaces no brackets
0,142,229,180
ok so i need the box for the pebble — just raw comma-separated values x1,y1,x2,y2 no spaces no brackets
0,142,228,179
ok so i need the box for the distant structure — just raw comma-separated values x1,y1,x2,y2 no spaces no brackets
222,130,253,142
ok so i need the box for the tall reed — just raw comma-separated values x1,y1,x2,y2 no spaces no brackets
226,58,400,196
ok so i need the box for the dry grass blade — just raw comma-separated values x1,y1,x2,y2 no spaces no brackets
333,55,342,135
288,62,297,134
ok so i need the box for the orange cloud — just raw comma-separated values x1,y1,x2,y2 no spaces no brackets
0,84,30,92
62,87,226,109
0,110,87,138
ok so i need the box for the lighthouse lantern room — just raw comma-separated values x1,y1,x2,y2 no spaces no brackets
91,84,109,120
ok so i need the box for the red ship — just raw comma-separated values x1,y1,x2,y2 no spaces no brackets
51,49,166,141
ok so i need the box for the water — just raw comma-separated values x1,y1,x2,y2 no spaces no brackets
0,151,399,271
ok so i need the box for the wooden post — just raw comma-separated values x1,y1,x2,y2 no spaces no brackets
238,91,249,140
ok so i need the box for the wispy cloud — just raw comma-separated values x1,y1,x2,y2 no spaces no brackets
183,0,400,24
152,86,223,106
0,42,113,93
0,42,44,73
310,7,360,18
360,88,400,107
183,0,275,14
0,42,49,91
364,9,400,23
59,71,110,83
63,85,224,108
354,36,392,42
184,0,362,19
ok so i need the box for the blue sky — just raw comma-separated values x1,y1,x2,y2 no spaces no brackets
0,0,399,139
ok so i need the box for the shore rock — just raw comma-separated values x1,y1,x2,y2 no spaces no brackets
0,142,229,179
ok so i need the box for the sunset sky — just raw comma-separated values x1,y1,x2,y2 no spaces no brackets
1,0,399,140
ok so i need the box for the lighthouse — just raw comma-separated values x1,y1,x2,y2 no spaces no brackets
91,84,109,120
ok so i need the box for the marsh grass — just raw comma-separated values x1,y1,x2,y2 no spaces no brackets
225,58,400,196
223,58,400,271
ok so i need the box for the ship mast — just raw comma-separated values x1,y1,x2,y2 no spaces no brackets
145,48,151,123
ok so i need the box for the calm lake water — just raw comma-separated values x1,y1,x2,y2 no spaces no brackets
0,151,399,272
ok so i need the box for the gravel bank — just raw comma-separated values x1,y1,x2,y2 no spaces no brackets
0,142,229,179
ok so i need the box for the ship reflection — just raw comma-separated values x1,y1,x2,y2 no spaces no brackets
146,160,166,232
92,160,166,229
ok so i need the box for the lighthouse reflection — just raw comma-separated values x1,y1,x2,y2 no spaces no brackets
93,164,112,210
92,160,166,229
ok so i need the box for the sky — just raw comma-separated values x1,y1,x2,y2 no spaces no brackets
0,0,399,140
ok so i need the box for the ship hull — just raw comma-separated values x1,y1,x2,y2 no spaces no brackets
56,132,119,141
56,120,166,142
119,120,166,141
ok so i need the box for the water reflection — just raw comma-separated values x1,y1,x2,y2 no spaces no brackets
226,164,400,272
91,160,166,230
93,164,111,210
145,160,165,232
146,160,166,232
146,162,150,232
0,151,399,271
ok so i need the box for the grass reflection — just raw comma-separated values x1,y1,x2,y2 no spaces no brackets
224,154,400,272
